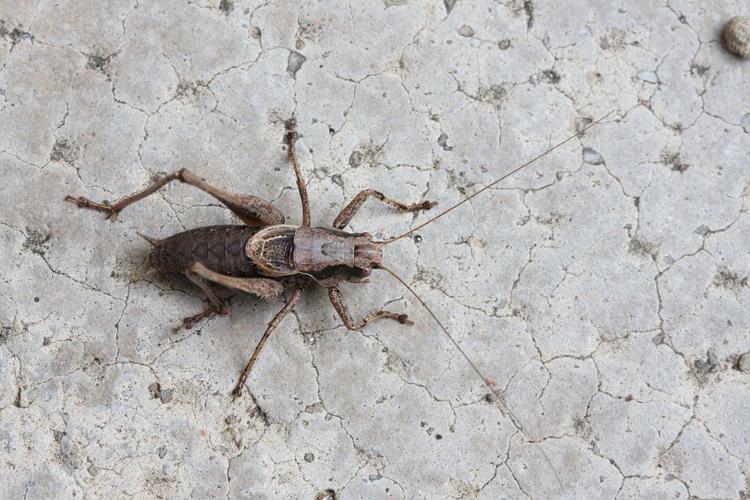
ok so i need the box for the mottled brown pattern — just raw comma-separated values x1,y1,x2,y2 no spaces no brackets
150,225,261,277
244,225,296,276
293,226,356,272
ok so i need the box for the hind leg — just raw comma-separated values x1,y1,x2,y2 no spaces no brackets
172,270,230,333
189,263,285,300
172,303,228,334
66,169,285,226
173,262,288,333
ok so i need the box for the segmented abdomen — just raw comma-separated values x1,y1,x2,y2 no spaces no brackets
149,225,260,277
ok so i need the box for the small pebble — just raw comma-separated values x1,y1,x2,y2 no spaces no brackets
159,388,174,404
723,16,750,59
637,70,659,84
457,25,475,37
582,147,605,165
738,352,750,373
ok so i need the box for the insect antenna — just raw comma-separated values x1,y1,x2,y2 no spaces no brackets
378,264,565,490
380,265,498,396
382,110,615,245
375,111,615,491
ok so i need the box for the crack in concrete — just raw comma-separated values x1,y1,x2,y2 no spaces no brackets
3,2,749,497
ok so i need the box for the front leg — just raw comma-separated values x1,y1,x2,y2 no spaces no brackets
328,287,413,330
333,189,437,230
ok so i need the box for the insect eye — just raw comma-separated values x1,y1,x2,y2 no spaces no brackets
361,267,372,277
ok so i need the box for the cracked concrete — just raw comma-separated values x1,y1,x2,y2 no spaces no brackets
1,0,749,498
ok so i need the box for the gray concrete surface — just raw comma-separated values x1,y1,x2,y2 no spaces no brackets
1,0,749,498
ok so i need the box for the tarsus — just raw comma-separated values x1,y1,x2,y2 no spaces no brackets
383,110,616,245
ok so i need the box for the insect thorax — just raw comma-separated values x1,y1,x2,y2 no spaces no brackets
245,225,380,283
245,225,297,277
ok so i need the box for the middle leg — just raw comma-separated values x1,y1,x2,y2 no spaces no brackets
231,283,306,399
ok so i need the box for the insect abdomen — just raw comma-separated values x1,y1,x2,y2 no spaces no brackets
150,225,261,277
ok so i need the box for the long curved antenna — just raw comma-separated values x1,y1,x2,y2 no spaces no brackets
383,110,615,245
379,265,564,491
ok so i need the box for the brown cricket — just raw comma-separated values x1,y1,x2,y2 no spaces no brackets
65,113,612,404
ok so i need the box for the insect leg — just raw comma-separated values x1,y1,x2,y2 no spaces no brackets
332,189,437,230
186,270,224,309
189,262,285,301
172,303,228,334
327,286,413,329
171,269,229,333
65,169,285,226
284,118,311,226
231,284,305,399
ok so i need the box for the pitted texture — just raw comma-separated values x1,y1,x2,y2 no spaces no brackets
1,0,749,498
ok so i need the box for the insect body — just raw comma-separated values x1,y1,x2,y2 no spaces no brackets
66,120,428,397
65,115,612,401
